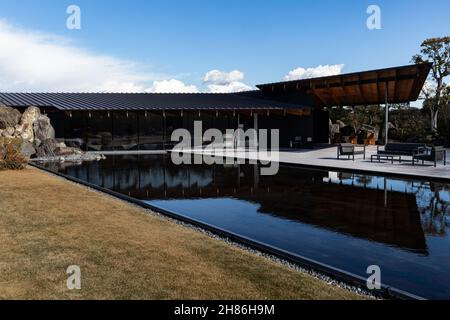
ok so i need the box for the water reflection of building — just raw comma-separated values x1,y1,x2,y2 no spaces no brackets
55,156,448,253
50,155,437,253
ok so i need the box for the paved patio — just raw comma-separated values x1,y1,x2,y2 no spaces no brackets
183,145,450,181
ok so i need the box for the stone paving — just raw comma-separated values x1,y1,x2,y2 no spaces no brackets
185,145,450,180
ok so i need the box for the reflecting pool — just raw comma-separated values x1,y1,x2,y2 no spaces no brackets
43,154,450,299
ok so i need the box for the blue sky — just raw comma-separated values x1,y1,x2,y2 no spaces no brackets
0,0,449,93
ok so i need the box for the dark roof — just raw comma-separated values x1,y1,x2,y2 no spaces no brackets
0,92,308,111
256,63,432,107
0,64,431,111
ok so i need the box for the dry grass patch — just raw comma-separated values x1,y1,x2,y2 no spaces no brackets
0,167,364,300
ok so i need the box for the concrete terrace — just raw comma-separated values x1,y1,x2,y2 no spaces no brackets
179,146,450,181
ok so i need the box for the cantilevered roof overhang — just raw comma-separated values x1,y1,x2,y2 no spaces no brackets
256,63,433,108
0,92,309,112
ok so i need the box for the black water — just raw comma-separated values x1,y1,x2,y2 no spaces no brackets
43,155,450,299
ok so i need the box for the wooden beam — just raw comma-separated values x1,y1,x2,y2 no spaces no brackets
375,73,382,103
325,81,340,107
354,75,367,106
313,89,334,107
393,70,399,102
340,78,354,106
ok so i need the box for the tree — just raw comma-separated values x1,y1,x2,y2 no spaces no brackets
412,37,450,134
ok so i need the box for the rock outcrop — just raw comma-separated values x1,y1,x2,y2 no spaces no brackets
15,106,41,143
33,114,55,146
0,106,103,163
20,140,36,158
35,138,60,158
0,105,21,130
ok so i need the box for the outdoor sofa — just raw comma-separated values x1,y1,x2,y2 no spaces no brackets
413,146,447,167
372,143,447,166
337,143,366,161
371,143,427,163
377,143,427,157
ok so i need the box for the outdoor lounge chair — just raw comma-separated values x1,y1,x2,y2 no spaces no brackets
337,143,366,161
413,146,447,167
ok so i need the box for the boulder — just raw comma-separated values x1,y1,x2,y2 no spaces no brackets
1,127,15,137
33,114,55,146
0,106,21,130
16,106,41,143
54,146,83,156
35,138,59,158
20,140,36,158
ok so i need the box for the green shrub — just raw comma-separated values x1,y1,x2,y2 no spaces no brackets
0,138,28,170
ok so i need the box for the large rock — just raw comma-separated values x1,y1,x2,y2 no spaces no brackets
0,127,15,138
20,140,36,158
35,138,59,158
0,106,21,130
35,139,83,158
54,146,83,156
33,114,55,146
15,106,41,143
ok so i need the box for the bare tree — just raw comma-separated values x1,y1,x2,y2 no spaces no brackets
413,37,450,134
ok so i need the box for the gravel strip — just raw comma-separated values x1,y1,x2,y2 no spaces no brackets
35,166,379,300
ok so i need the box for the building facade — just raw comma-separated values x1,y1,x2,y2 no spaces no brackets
0,63,432,151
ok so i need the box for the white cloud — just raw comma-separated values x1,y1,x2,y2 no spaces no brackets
207,81,252,93
0,20,253,94
0,20,167,92
203,70,244,85
203,70,252,93
283,64,345,81
146,79,199,93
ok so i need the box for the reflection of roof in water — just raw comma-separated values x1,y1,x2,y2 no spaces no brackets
243,182,427,254
57,157,428,254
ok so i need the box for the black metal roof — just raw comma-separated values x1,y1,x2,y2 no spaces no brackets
0,92,308,111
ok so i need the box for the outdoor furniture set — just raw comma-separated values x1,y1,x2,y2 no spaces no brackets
337,142,447,167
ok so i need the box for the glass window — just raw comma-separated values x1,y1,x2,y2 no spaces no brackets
87,111,113,151
65,111,88,150
139,111,165,150
165,111,184,149
112,111,138,151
